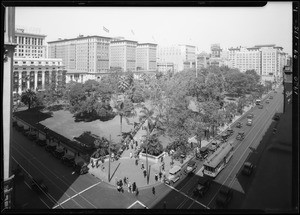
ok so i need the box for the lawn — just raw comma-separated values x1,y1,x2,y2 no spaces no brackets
40,101,152,144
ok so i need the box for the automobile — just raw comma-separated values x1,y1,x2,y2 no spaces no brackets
61,154,75,167
226,128,234,136
258,104,264,109
209,141,219,152
30,178,48,194
236,122,242,128
272,113,280,121
269,95,273,99
166,165,182,184
193,177,212,197
15,124,24,132
221,133,230,143
22,127,30,135
45,145,56,153
73,161,89,175
35,139,47,147
247,113,254,119
242,162,255,176
52,148,65,159
215,187,233,208
199,147,209,160
246,119,253,126
266,99,270,104
185,160,197,174
236,131,245,141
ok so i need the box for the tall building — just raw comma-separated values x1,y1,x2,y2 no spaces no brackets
136,43,157,71
109,39,137,72
157,62,174,74
235,47,261,74
3,7,17,209
197,52,210,69
14,27,47,58
48,35,111,73
228,47,240,68
157,44,196,72
211,43,221,58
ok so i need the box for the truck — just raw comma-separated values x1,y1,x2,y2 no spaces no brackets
185,160,197,174
193,177,212,197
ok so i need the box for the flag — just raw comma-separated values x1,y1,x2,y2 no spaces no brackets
103,26,109,33
131,29,135,35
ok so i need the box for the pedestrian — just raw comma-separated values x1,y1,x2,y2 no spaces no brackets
159,172,162,180
155,173,158,181
143,169,147,178
135,140,138,147
132,182,136,192
161,162,165,171
135,159,138,166
131,144,133,150
123,176,127,185
141,162,144,169
130,152,133,158
135,187,139,196
119,179,123,187
128,182,131,193
152,186,155,195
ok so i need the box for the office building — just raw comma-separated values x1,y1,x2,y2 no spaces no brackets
14,26,47,58
136,43,157,71
157,44,196,72
109,39,137,72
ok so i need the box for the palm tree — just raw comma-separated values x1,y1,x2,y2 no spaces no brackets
114,99,136,134
21,89,37,109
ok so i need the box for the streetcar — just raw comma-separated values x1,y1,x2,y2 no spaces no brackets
203,141,234,178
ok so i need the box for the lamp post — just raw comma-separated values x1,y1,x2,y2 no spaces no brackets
108,135,111,182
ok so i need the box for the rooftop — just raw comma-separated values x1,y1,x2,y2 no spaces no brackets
48,35,111,44
204,141,233,168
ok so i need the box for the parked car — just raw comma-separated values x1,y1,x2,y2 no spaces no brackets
236,131,245,141
269,95,273,99
266,99,270,104
73,161,89,175
30,178,48,194
272,113,280,121
35,139,47,147
226,128,234,136
246,119,253,126
209,140,220,152
221,133,230,143
216,187,233,208
258,104,263,109
236,122,242,128
242,162,254,176
247,113,254,119
52,148,65,159
45,145,56,153
193,177,212,197
61,154,75,167
185,160,197,174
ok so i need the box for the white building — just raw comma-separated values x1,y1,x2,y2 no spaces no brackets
157,62,174,74
136,43,157,71
157,44,196,72
234,47,261,74
109,39,137,72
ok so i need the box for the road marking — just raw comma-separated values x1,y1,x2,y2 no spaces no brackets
52,181,102,209
165,184,209,209
127,200,148,209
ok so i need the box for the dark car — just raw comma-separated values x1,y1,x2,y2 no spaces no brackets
35,139,47,147
73,161,89,175
185,160,197,174
45,145,56,153
193,177,211,197
30,178,48,194
269,95,273,99
221,133,230,143
272,113,280,121
216,187,233,208
226,128,234,136
52,148,65,159
242,162,254,176
247,113,254,119
61,154,75,167
236,131,245,141
258,104,263,109
209,140,220,152
266,99,270,104
236,122,242,128
199,147,209,160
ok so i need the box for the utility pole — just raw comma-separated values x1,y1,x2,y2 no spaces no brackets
146,126,149,185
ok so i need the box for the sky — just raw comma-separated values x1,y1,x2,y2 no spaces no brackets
15,2,292,55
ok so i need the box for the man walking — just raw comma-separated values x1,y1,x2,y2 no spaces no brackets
141,162,144,170
152,186,155,195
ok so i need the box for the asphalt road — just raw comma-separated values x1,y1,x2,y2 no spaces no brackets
11,88,283,210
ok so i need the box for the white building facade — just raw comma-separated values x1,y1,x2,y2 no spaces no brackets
136,43,157,71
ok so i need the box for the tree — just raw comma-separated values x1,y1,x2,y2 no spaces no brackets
21,89,37,109
140,134,164,156
114,98,136,133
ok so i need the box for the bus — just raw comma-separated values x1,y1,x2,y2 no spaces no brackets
203,141,234,178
